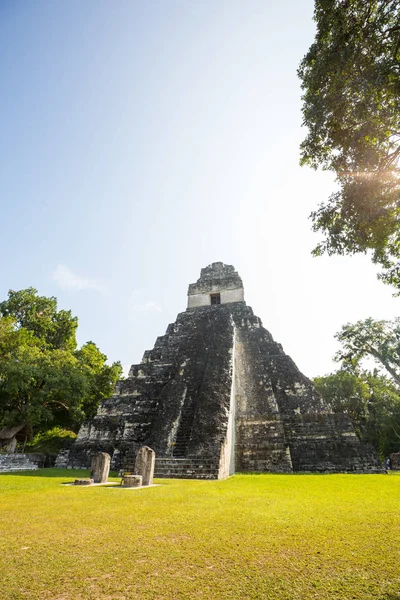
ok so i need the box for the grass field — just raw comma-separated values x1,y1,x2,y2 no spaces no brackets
0,470,399,600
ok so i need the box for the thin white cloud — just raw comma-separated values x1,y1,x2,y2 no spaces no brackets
53,264,107,293
132,301,163,313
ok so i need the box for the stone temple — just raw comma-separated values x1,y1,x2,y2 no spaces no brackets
63,262,381,478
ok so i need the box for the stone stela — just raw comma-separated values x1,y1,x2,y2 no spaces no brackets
134,446,155,486
121,446,155,487
90,452,111,484
64,262,383,478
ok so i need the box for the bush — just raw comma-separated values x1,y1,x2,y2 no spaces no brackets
25,427,77,455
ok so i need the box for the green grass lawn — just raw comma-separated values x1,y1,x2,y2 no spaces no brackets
0,470,399,600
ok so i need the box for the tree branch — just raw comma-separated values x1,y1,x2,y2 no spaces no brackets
367,346,400,385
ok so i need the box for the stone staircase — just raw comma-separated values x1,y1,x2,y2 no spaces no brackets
0,453,45,472
154,457,220,479
123,450,221,480
283,414,384,473
235,416,293,473
171,435,190,457
172,408,195,457
55,449,70,468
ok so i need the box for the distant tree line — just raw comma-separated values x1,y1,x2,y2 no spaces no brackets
0,288,122,452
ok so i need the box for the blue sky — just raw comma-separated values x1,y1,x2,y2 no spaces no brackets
1,0,398,377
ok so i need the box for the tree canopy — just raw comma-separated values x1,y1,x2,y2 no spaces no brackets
0,289,122,437
314,370,370,438
0,287,78,350
335,316,400,384
315,315,400,457
315,369,400,457
299,0,400,289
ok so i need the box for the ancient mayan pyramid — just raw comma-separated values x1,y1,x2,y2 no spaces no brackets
64,262,382,477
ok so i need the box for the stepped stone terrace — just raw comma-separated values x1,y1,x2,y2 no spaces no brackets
65,262,382,478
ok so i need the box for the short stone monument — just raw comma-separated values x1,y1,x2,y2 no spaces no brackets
74,478,93,486
90,452,111,484
135,446,155,486
123,475,142,488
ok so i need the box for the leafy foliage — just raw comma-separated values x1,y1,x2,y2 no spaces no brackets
0,289,122,435
0,316,88,430
335,316,400,384
315,315,400,456
299,1,400,288
25,427,77,455
315,369,400,456
0,287,78,350
363,371,400,456
314,370,370,437
75,341,122,420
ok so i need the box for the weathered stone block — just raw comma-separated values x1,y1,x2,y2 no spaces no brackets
134,446,155,486
90,452,111,483
123,475,142,488
74,478,94,485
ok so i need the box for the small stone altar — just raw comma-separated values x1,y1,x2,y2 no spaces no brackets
123,475,142,488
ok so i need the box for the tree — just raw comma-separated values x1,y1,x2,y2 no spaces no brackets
75,341,122,420
0,317,88,431
314,370,370,437
324,315,400,456
0,288,78,350
363,370,400,456
0,289,122,435
299,1,400,289
335,317,400,384
314,369,400,457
